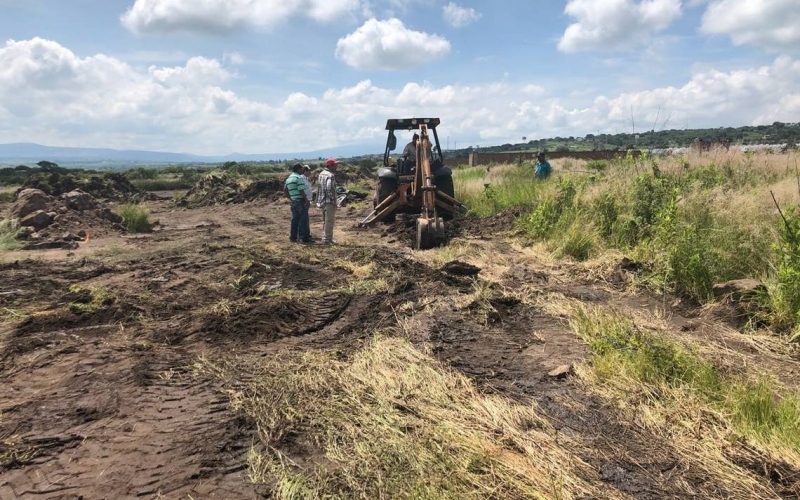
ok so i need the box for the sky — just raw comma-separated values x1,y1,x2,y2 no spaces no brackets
0,0,798,155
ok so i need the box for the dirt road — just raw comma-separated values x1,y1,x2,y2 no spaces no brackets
1,196,798,499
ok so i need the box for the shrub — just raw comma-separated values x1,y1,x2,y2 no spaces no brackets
586,160,608,172
630,170,676,229
522,179,576,239
117,203,153,233
763,206,800,331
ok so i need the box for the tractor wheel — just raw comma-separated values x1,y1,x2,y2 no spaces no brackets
435,174,456,220
377,178,397,223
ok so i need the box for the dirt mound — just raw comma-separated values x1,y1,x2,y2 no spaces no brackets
177,173,283,207
7,189,127,250
456,207,525,238
19,172,145,200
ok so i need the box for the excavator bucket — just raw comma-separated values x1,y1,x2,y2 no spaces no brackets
415,216,445,250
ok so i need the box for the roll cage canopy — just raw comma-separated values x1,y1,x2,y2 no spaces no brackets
383,118,443,167
385,118,440,131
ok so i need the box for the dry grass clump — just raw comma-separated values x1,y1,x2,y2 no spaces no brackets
0,218,20,252
199,337,626,500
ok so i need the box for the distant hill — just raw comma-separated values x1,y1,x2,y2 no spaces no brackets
0,142,378,165
444,122,800,158
4,121,799,167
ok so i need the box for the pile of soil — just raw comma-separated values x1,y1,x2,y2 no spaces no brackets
177,173,283,208
6,188,126,250
455,207,525,238
20,172,146,200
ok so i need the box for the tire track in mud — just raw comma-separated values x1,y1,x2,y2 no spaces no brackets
0,343,261,499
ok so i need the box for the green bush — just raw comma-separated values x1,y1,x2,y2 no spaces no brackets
586,160,608,172
763,206,800,331
522,179,576,238
631,169,676,229
117,204,153,233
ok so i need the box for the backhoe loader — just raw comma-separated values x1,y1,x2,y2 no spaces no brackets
359,118,467,249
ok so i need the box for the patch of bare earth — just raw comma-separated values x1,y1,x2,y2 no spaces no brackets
1,195,798,498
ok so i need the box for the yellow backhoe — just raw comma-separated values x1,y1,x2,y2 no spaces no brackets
359,118,467,249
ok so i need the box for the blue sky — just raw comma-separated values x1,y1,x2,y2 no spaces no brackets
0,0,798,155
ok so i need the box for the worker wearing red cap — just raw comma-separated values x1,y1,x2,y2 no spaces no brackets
316,158,339,245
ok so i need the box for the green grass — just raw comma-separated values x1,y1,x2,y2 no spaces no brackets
571,307,800,451
0,218,20,251
454,165,544,217
116,203,153,233
454,153,786,312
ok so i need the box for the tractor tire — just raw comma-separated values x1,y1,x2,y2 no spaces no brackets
377,178,397,223
435,174,456,220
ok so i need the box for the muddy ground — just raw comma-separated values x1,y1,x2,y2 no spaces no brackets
1,194,799,499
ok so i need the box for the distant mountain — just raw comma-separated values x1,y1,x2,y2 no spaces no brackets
0,142,379,165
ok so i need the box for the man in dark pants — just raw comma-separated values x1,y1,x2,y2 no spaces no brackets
284,163,311,243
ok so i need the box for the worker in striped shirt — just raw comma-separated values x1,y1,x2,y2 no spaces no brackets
316,158,338,245
284,163,311,243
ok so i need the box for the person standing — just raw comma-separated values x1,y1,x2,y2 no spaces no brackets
535,152,552,180
316,158,338,245
301,165,314,240
284,163,311,243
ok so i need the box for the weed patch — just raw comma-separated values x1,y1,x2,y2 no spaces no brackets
117,203,153,233
571,307,800,452
0,218,21,251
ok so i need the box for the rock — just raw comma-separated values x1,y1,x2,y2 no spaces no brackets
712,279,764,301
547,364,573,379
58,206,69,214
15,226,36,240
8,189,50,218
64,189,98,211
19,210,53,231
442,260,481,276
63,232,83,242
98,207,123,223
617,257,642,273
77,230,87,238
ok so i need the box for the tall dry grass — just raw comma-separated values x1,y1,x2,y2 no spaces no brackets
199,337,629,500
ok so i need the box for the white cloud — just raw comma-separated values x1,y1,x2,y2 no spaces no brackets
442,2,481,28
335,18,451,71
701,0,800,53
1,38,799,155
121,0,361,34
558,0,682,52
223,52,245,65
